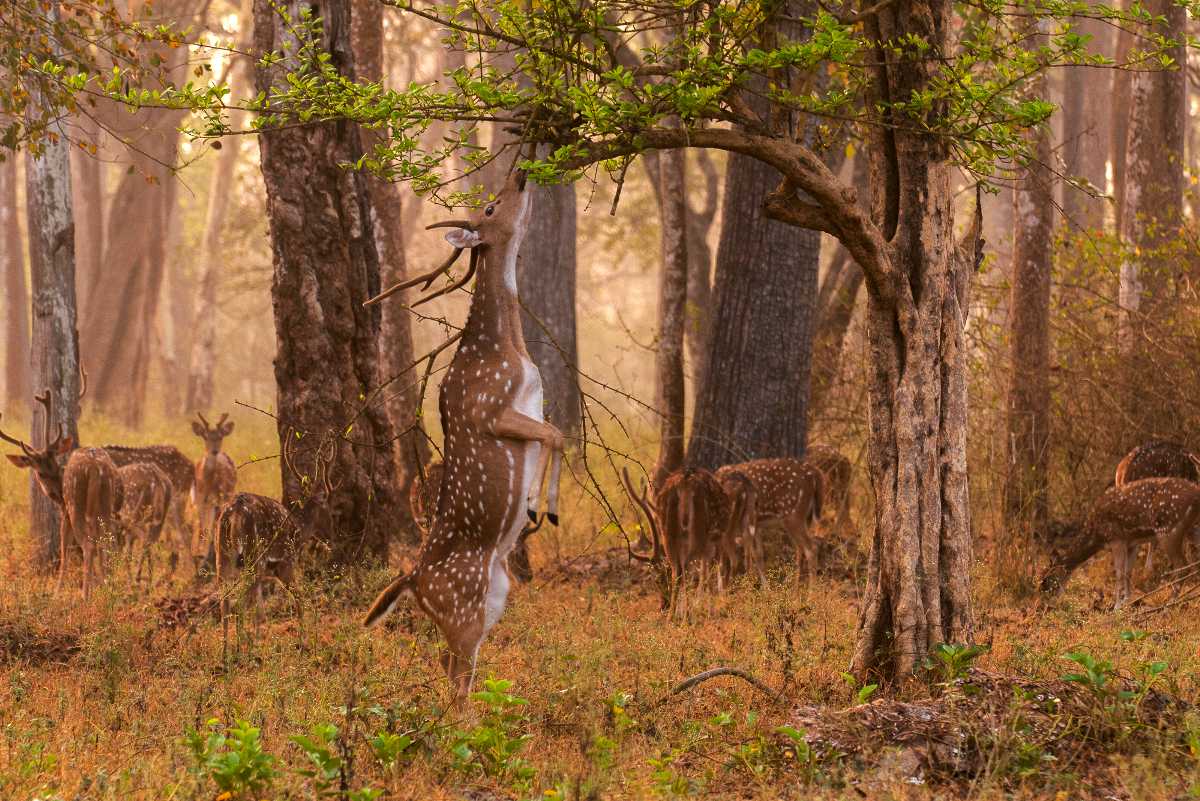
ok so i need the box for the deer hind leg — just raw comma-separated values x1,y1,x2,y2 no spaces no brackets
1111,540,1132,609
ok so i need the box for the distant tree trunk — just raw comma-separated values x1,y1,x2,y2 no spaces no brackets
1111,16,1135,236
652,141,689,485
2,158,30,407
187,20,249,414
684,149,720,389
255,0,401,563
1061,16,1111,229
1118,0,1187,441
71,117,104,323
686,152,820,469
1005,45,1055,534
159,167,188,417
518,183,580,436
352,0,424,543
24,99,82,565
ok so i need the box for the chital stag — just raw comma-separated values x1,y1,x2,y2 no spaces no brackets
1,392,123,597
805,445,853,536
104,444,194,568
623,466,731,617
192,412,237,567
1039,477,1200,607
715,458,823,578
117,462,173,583
362,169,565,702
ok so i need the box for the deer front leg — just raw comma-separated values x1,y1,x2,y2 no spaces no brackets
491,408,565,523
1111,540,1132,609
57,516,70,593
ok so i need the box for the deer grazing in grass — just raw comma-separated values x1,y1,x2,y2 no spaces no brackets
362,169,566,702
104,444,194,570
623,466,732,617
1113,440,1200,573
192,412,237,567
1039,477,1200,608
2,391,123,598
717,470,765,585
715,458,823,578
805,445,853,536
116,462,173,583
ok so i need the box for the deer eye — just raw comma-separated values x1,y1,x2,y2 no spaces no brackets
485,205,495,216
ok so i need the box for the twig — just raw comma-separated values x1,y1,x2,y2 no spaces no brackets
665,667,781,702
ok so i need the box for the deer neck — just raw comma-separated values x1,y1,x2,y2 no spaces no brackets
462,243,526,356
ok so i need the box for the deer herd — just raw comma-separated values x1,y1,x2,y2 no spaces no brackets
6,169,1200,704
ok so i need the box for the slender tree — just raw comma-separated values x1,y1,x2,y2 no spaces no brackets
254,0,401,562
652,134,689,485
1061,15,1111,229
2,158,30,407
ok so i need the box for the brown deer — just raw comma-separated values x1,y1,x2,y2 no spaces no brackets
623,466,731,617
805,445,853,536
103,444,194,568
116,462,173,583
2,392,123,597
715,458,823,578
362,169,566,702
1113,440,1200,573
717,470,764,585
192,412,237,567
1039,477,1200,608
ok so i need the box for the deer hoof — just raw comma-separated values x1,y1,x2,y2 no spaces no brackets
547,513,559,527
527,509,538,523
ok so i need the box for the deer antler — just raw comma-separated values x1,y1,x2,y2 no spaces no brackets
0,413,36,457
364,247,465,307
411,249,479,309
196,412,211,431
34,390,62,448
217,413,229,428
622,467,663,564
78,365,88,402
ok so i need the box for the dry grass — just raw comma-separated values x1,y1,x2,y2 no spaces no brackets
3,415,1200,800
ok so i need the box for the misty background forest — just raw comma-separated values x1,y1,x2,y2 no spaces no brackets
7,0,1200,798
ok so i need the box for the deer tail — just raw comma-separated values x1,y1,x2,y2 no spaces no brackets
363,573,416,627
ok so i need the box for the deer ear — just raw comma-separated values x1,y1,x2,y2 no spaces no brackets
56,436,74,455
444,228,482,249
222,421,235,435
192,422,205,436
6,454,32,468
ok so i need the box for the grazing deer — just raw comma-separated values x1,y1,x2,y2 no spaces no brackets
805,445,853,536
103,444,194,568
717,470,765,585
715,458,823,578
411,460,540,584
1113,440,1200,573
362,169,566,702
623,466,731,617
192,412,237,567
1039,477,1200,608
117,462,173,583
2,392,123,597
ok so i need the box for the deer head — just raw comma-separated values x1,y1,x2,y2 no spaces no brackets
365,169,532,308
1,390,74,504
192,413,234,455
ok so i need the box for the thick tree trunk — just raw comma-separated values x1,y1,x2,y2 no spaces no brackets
352,0,424,543
686,152,820,469
1004,31,1055,535
1117,0,1187,443
2,159,30,407
518,183,581,436
255,0,401,563
1061,15,1111,229
24,119,82,565
653,143,689,485
851,0,974,680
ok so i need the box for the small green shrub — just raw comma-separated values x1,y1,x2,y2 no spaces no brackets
185,719,278,798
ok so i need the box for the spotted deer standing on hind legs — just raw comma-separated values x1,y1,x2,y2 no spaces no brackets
362,169,566,703
2,390,123,598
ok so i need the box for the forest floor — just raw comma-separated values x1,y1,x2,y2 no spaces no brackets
3,418,1200,800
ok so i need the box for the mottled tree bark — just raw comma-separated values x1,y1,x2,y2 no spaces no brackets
686,151,820,469
352,0,424,544
255,0,401,563
1118,0,1186,441
1061,15,1111,229
1005,49,1055,533
653,142,689,485
518,183,580,436
24,90,82,565
2,158,30,407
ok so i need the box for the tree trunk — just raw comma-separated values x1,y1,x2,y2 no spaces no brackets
686,152,820,469
684,149,720,389
71,117,104,325
2,158,30,407
255,0,401,563
1118,0,1187,441
851,0,975,680
518,183,581,436
809,246,863,415
352,0,424,543
653,142,689,485
159,162,188,417
1004,60,1055,535
24,104,82,565
1111,14,1135,236
1061,15,1111,230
